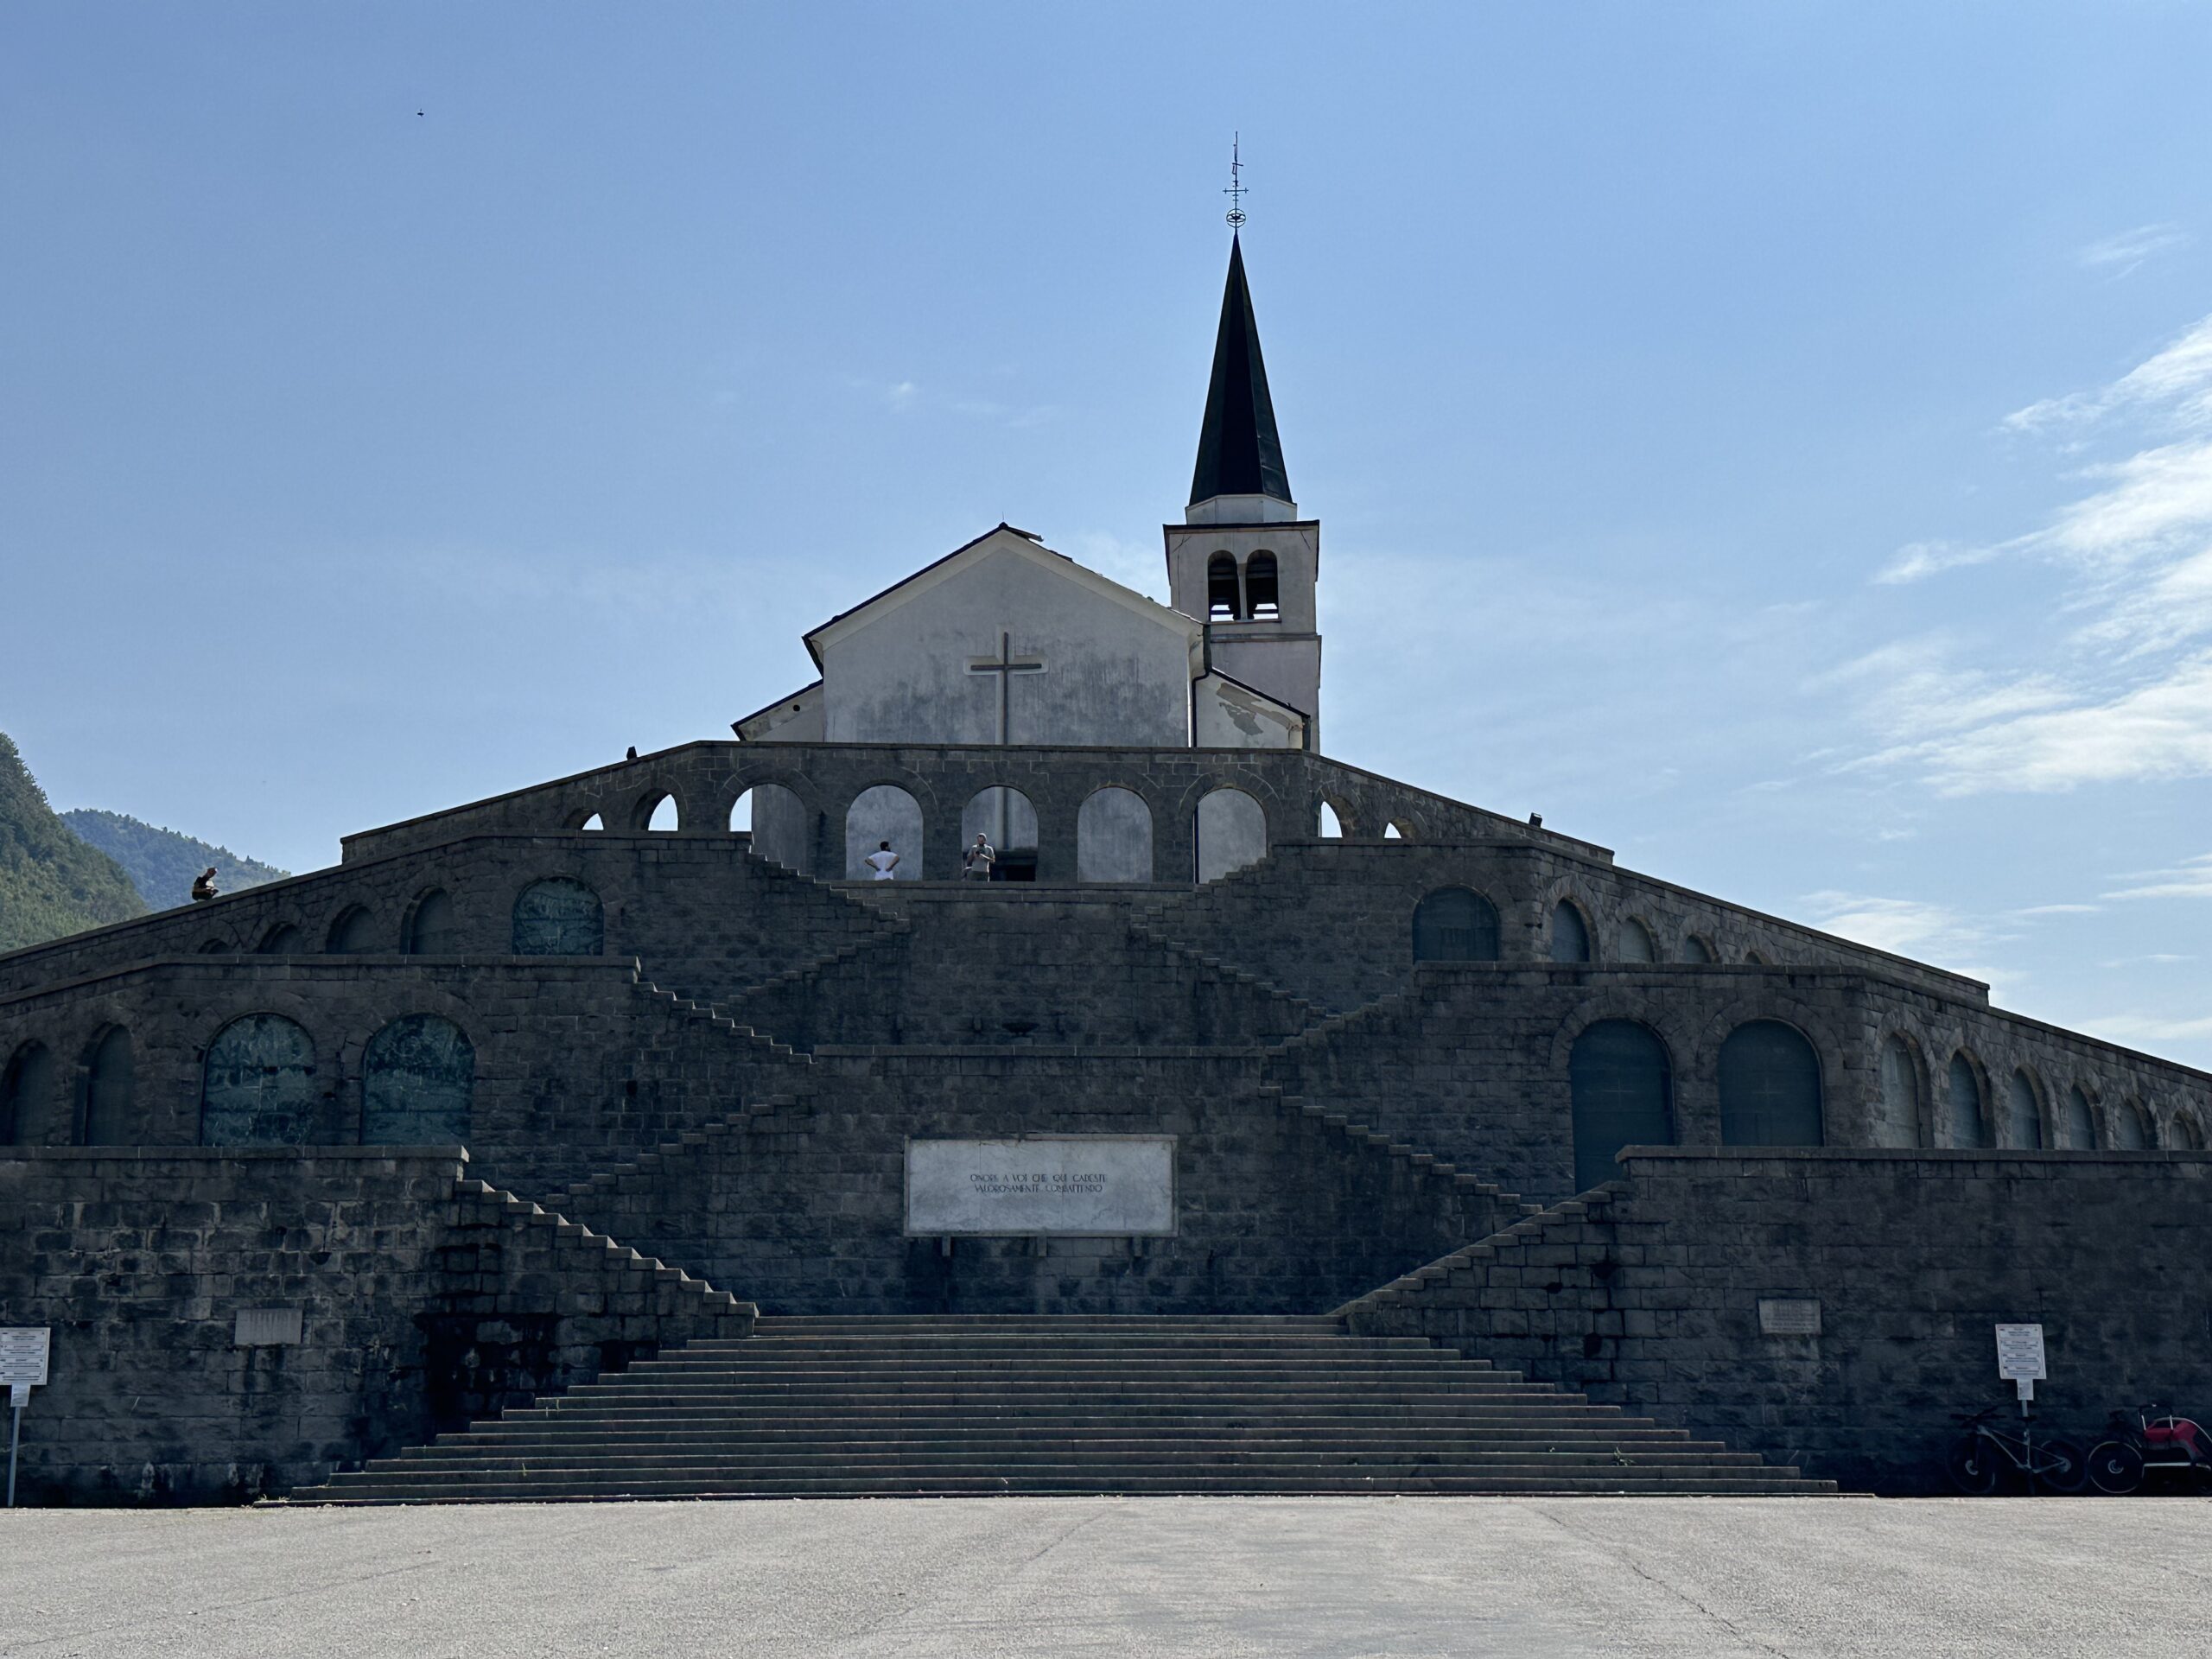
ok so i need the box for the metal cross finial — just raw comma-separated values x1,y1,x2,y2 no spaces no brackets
1224,133,1248,231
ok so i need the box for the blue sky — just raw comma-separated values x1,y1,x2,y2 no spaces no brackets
6,3,2212,1062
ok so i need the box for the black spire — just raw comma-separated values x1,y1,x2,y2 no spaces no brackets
1188,234,1292,510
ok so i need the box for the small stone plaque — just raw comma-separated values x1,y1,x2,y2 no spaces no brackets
233,1308,302,1347
1758,1299,1821,1337
906,1136,1176,1236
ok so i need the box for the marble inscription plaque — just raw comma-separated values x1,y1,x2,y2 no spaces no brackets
906,1136,1176,1236
1757,1298,1821,1337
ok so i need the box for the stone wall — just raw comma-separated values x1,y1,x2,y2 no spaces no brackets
1268,965,2212,1205
1340,1147,2212,1491
0,1148,750,1503
556,1055,1531,1317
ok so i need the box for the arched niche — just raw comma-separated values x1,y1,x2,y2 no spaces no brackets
79,1026,134,1146
402,888,459,955
200,1014,315,1146
1195,787,1266,884
1548,899,1592,964
962,787,1039,881
326,906,381,955
1618,918,1657,963
2113,1096,2153,1150
1570,1020,1675,1192
1945,1053,1989,1148
362,1014,474,1145
1874,1035,1922,1147
1681,935,1716,964
256,924,303,955
2005,1070,2045,1149
1718,1020,1823,1147
846,785,923,880
734,783,809,872
512,877,605,955
2062,1085,2097,1149
2,1041,54,1146
1078,787,1154,884
2171,1112,2207,1151
1412,888,1500,963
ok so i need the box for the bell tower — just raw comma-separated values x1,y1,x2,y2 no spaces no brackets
1165,232,1323,747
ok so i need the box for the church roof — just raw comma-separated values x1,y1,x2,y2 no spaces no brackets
1188,235,1292,510
800,523,1197,669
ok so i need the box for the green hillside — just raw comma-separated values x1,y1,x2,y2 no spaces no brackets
61,808,289,910
0,733,147,951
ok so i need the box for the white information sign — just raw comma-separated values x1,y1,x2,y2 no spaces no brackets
1994,1323,2047,1382
0,1329,49,1389
906,1136,1176,1236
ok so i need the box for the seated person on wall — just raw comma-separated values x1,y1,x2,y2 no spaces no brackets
963,834,995,881
190,867,219,902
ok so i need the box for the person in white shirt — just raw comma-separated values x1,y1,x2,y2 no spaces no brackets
865,842,899,880
963,834,995,880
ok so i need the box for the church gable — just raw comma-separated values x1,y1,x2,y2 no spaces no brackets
807,525,1200,747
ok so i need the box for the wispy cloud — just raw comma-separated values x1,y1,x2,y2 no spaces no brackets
2012,902,2103,917
2105,851,2212,900
1801,890,1992,962
2076,222,2191,280
1844,313,2212,793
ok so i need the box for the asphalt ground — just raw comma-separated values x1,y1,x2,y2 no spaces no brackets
0,1495,2204,1658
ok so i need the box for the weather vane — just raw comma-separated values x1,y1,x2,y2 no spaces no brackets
1224,133,1248,231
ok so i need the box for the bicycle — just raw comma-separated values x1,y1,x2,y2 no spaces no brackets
1945,1406,2088,1495
2086,1402,2212,1495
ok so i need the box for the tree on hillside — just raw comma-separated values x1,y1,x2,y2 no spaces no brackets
0,733,146,951
61,809,289,911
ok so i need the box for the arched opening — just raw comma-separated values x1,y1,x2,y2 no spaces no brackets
2063,1085,2097,1149
2,1042,53,1146
362,1014,474,1144
2171,1112,2207,1151
1549,899,1592,963
2113,1096,2153,1150
1681,935,1715,964
1876,1035,1921,1147
578,812,605,831
326,905,380,955
1618,918,1657,963
1206,552,1242,621
1412,887,1501,963
1945,1053,1989,1148
1383,823,1405,841
1571,1020,1675,1191
640,792,680,833
2005,1069,2044,1149
1246,551,1280,620
200,1014,315,1147
1317,801,1344,838
961,787,1039,882
1745,950,1773,966
511,878,605,955
78,1026,134,1146
402,889,459,955
1195,786,1267,883
846,785,923,880
1719,1020,1823,1147
255,924,302,955
734,783,809,871
1077,787,1154,884
197,938,229,954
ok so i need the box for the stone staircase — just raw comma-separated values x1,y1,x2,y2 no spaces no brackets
288,1316,1834,1502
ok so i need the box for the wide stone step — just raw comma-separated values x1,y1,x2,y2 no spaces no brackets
287,1318,1834,1503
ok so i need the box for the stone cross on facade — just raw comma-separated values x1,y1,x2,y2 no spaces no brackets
966,631,1046,745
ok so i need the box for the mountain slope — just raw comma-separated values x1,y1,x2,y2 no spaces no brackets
0,734,147,951
61,808,289,910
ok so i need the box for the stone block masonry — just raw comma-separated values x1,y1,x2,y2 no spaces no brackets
0,1148,749,1503
1340,1147,2212,1492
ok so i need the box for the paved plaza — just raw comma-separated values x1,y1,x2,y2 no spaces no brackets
0,1495,2205,1657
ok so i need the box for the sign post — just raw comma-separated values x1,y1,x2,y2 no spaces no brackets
0,1328,51,1508
1994,1323,2048,1490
